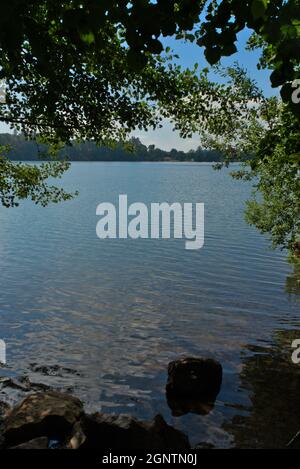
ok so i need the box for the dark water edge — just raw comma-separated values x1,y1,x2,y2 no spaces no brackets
223,326,300,449
0,162,299,449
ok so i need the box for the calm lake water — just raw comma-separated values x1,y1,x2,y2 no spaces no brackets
0,162,299,448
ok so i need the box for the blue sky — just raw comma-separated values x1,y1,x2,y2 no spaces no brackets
136,29,277,151
1,29,277,151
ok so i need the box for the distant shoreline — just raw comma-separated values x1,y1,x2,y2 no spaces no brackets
0,133,223,163
11,159,227,164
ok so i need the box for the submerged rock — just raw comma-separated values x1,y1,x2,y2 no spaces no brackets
0,377,28,392
3,391,83,448
80,413,190,450
29,363,81,377
166,357,222,400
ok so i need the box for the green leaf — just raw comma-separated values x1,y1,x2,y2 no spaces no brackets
280,82,293,102
80,32,95,45
270,68,285,87
288,152,300,163
222,44,237,56
251,0,269,20
205,47,221,65
147,39,163,54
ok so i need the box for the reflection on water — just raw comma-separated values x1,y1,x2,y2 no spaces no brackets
286,259,300,297
224,328,300,449
167,393,216,417
0,162,299,448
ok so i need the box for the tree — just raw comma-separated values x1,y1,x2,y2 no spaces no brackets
191,65,300,253
197,0,300,118
0,150,73,207
0,2,205,206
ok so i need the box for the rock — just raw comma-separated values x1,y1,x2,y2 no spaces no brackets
166,357,222,400
80,413,190,450
19,376,52,392
68,421,86,449
0,376,52,394
0,377,28,392
166,394,215,417
0,401,10,449
3,391,83,448
195,442,215,449
10,437,49,449
1,391,190,450
29,363,81,377
0,400,10,420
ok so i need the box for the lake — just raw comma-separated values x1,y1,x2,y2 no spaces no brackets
0,162,299,448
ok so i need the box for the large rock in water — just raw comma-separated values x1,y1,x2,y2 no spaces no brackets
80,413,190,450
166,357,222,400
3,391,83,448
166,394,216,417
2,392,190,450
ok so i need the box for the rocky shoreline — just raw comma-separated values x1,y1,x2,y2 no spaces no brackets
0,357,222,450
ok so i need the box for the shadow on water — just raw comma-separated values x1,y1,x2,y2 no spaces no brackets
223,326,300,449
222,261,300,448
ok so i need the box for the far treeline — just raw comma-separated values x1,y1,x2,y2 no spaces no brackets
0,134,222,163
